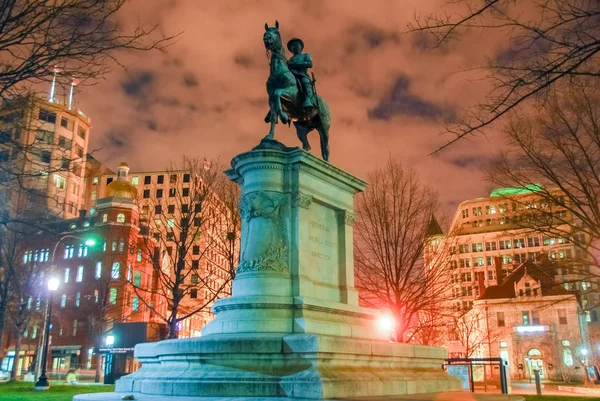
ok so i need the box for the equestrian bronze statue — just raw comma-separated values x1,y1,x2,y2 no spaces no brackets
262,21,331,162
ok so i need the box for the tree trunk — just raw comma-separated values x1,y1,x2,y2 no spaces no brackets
10,332,22,380
0,282,9,361
95,353,102,382
167,319,178,339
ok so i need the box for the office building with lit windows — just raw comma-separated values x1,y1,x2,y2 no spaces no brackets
0,92,91,220
1,163,164,378
431,186,597,318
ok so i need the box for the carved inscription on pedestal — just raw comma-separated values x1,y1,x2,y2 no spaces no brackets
306,206,339,285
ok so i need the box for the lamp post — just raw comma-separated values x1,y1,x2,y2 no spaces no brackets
34,235,96,379
34,277,60,390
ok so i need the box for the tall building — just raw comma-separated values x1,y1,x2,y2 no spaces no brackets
432,186,596,317
0,92,91,220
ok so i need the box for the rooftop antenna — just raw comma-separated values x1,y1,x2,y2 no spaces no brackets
48,66,61,103
68,77,78,110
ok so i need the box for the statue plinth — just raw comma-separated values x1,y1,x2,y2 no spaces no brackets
75,143,461,401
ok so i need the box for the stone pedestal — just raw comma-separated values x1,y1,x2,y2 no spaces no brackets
75,141,461,401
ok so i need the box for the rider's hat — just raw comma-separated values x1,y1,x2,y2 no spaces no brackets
287,37,304,52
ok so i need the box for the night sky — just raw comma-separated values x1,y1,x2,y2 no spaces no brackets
77,0,510,214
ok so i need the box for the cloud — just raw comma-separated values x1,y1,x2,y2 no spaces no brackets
121,70,155,98
369,76,452,121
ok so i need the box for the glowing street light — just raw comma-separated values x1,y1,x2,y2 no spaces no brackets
84,239,97,247
377,311,396,341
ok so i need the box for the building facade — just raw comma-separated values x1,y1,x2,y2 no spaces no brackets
1,163,164,377
432,186,597,320
465,260,587,382
0,94,91,220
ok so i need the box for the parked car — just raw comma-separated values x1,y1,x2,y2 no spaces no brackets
0,370,10,383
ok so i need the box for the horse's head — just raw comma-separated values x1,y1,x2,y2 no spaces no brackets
263,21,282,52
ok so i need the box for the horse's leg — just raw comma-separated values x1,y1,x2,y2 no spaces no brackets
274,89,289,124
317,121,330,162
293,122,312,152
264,100,277,140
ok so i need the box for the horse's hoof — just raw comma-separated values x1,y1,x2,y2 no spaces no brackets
280,113,289,124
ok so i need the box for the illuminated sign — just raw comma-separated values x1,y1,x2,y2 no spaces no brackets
515,325,548,333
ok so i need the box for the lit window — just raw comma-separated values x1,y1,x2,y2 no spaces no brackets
127,265,132,281
131,176,139,185
76,265,84,282
94,289,99,303
54,174,66,189
167,218,175,228
563,348,573,366
92,177,99,185
95,261,102,278
109,288,118,305
73,319,78,336
134,271,142,286
32,326,38,339
111,262,120,279
60,294,67,308
562,340,571,346
132,296,139,311
499,341,508,348
91,191,96,201
64,268,70,283
102,213,108,223
64,245,74,259
116,213,125,223
75,292,80,307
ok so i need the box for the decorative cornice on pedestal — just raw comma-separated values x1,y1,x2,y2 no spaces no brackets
337,210,356,226
292,192,313,209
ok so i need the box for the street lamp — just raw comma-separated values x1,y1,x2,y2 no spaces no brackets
34,277,60,390
35,234,97,379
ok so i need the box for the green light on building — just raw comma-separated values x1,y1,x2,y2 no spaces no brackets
489,184,543,197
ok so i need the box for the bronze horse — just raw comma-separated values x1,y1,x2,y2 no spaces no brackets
263,21,331,162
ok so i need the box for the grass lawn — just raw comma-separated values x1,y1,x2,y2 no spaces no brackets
0,381,114,401
523,396,600,401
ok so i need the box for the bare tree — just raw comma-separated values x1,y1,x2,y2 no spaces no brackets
2,225,44,379
452,309,493,358
131,157,238,339
354,158,454,342
409,0,600,150
488,80,600,306
0,0,174,101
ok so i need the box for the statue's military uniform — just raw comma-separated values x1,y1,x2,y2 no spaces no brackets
287,38,315,110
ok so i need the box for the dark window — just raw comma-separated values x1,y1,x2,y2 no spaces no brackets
558,309,567,325
169,188,176,197
166,232,174,241
194,203,201,213
531,310,540,325
192,260,199,269
156,189,163,198
182,187,189,197
78,127,86,139
193,245,200,255
191,274,199,284
61,157,70,170
182,204,189,213
144,175,151,185
168,205,175,214
190,289,198,299
157,175,164,184
183,173,190,183
0,151,9,162
591,310,598,322
38,108,56,123
60,117,69,128
497,312,505,327
194,217,201,227
154,205,162,214
0,131,11,143
166,246,173,256
106,177,113,185
143,189,150,198
40,151,51,163
170,174,177,183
